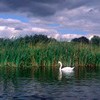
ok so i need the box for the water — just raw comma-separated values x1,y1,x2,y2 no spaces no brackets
0,66,100,100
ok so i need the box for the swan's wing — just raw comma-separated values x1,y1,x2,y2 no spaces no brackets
62,67,74,70
61,67,74,73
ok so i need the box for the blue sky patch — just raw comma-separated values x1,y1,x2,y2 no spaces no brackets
48,24,60,27
57,29,88,35
0,13,29,23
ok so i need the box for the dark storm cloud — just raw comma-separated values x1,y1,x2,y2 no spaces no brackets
0,0,100,39
15,27,23,30
0,0,61,16
0,0,94,17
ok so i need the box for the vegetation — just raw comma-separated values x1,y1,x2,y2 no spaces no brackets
90,36,100,46
0,34,100,67
71,36,89,44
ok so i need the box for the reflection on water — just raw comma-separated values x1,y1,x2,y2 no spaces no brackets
0,66,100,100
58,70,62,81
58,70,74,81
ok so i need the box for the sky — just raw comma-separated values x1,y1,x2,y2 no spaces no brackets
0,0,100,41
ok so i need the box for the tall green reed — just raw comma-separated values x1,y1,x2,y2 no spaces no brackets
0,40,100,67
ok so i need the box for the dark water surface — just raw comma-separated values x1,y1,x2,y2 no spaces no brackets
0,66,100,100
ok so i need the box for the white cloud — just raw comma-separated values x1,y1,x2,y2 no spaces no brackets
59,34,82,41
0,18,61,39
29,6,100,39
0,4,100,41
0,26,5,30
32,27,49,33
62,34,82,39
89,35,94,40
0,17,98,41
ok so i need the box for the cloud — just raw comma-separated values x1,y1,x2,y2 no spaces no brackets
30,6,100,37
0,18,86,41
0,0,96,17
0,0,100,40
0,18,60,39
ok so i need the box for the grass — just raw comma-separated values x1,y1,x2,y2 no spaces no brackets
0,40,100,67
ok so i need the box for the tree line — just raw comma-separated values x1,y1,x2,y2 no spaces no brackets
0,34,56,47
0,34,100,46
71,35,100,46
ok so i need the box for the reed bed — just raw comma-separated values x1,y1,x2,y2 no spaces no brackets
0,41,100,67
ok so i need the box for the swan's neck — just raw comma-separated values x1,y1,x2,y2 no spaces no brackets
59,62,62,71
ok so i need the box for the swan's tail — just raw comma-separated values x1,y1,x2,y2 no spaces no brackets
72,67,75,70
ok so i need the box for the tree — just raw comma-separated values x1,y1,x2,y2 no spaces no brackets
71,36,89,44
32,34,49,43
90,36,100,46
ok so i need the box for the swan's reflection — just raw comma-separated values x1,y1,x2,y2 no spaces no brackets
58,70,74,81
58,70,62,81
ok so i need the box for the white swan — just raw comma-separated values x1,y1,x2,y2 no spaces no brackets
58,61,74,73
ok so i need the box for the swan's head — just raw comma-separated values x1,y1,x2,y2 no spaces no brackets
58,61,62,69
58,61,61,64
58,61,62,65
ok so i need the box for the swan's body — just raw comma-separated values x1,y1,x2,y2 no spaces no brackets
58,61,74,73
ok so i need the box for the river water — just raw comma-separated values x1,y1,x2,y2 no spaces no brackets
0,66,100,100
